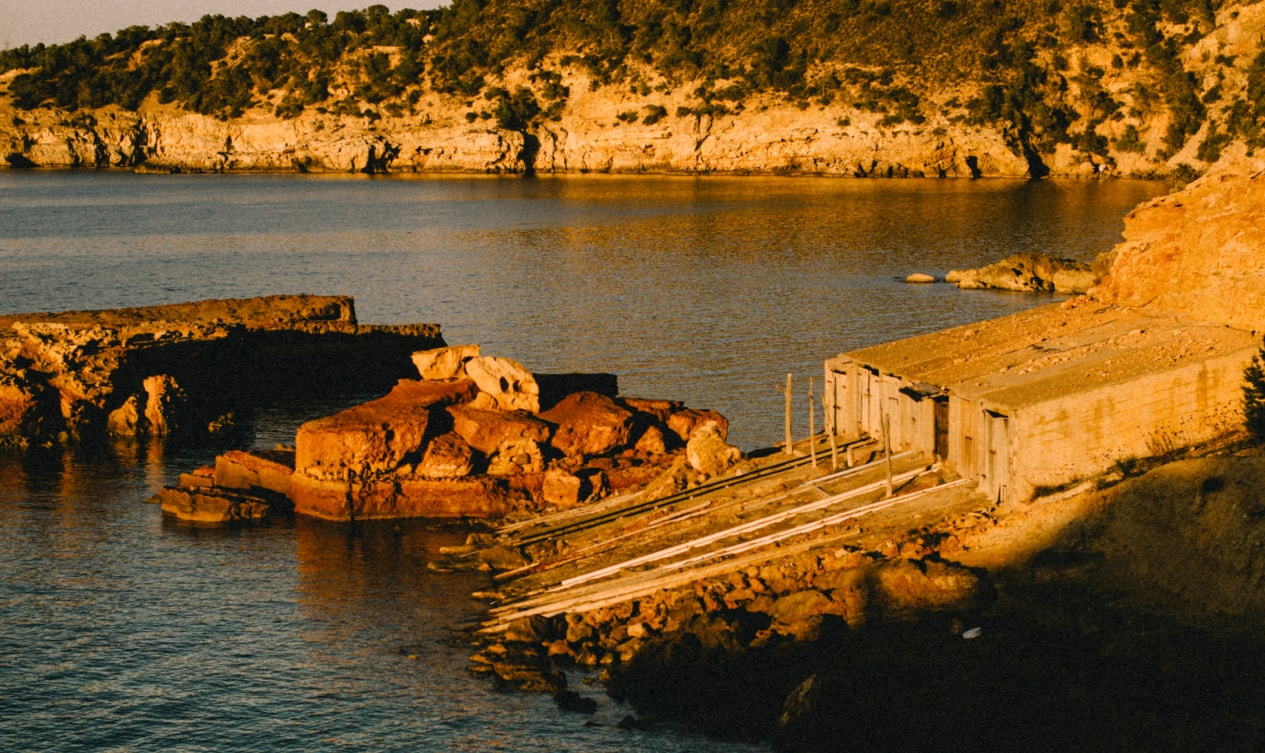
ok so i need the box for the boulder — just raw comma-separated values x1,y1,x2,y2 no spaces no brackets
487,438,545,476
294,379,477,480
621,397,683,424
153,486,274,524
417,432,476,479
666,408,730,443
542,468,587,508
686,421,743,477
465,356,540,412
1090,166,1265,331
537,372,619,410
873,558,988,614
540,391,636,458
213,449,294,497
178,465,216,489
447,402,553,455
412,344,480,380
633,424,670,455
904,273,936,283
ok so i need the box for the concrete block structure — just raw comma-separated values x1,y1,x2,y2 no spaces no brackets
825,302,1259,503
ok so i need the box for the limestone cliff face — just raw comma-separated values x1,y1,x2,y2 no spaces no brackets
0,91,1029,177
0,100,529,174
535,106,1029,178
1091,154,1265,331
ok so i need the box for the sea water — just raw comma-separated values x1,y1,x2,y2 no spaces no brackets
0,172,1164,752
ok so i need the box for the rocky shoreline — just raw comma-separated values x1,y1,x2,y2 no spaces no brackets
0,295,441,449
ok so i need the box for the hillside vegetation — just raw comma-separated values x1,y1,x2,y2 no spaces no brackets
2,0,1264,175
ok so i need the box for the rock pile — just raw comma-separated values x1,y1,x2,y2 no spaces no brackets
153,344,741,524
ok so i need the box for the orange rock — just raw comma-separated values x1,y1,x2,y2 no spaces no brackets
666,408,730,443
540,391,635,458
621,397,682,424
154,486,274,524
294,379,477,479
447,402,552,455
213,449,295,496
487,438,545,476
287,472,512,520
412,344,480,380
143,374,185,435
417,431,475,479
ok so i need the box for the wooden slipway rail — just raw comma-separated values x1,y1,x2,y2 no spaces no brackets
478,435,983,636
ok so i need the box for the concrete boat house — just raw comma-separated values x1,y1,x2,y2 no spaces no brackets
824,301,1258,503
823,163,1265,504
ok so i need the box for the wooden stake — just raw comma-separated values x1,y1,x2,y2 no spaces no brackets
883,412,894,498
808,377,818,468
824,385,839,470
779,373,794,455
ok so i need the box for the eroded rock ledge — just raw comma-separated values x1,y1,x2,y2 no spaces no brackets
0,294,441,448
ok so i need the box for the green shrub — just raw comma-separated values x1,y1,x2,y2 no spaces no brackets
1244,342,1265,441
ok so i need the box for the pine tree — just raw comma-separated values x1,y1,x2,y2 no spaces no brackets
1244,342,1265,440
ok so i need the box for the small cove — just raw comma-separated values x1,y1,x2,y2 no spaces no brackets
0,172,1165,752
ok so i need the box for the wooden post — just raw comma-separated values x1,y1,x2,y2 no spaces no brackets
883,412,894,498
824,380,839,471
779,373,794,456
808,377,818,468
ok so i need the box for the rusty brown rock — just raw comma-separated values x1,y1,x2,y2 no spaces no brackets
288,471,512,520
543,468,586,508
540,391,635,458
621,397,683,424
633,424,669,455
447,402,552,455
487,437,545,476
417,432,476,479
294,379,477,480
213,449,294,497
107,395,142,435
666,408,730,443
153,486,274,525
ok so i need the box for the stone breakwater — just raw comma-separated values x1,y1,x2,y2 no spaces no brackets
0,295,441,448
152,342,743,524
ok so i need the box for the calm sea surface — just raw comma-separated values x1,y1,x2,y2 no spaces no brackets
0,172,1165,752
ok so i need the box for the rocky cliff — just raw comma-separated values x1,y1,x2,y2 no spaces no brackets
1090,152,1265,330
3,0,1263,178
0,79,1033,177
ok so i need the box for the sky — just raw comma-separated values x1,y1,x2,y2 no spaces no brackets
0,1,447,49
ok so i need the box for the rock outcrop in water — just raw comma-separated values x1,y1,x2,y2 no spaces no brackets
946,252,1098,294
0,295,442,449
153,343,742,524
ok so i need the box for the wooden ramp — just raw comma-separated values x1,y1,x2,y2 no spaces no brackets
477,435,983,635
